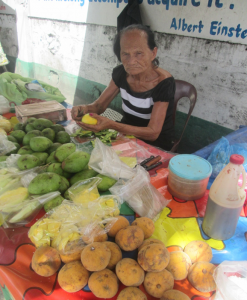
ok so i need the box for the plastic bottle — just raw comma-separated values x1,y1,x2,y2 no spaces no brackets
202,154,246,240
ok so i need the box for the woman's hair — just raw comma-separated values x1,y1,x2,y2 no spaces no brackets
113,24,159,67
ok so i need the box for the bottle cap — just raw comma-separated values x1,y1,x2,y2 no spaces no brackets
230,154,244,165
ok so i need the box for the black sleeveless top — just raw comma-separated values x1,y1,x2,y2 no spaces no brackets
112,64,175,150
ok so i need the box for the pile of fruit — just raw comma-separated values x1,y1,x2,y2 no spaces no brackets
31,216,216,299
0,116,118,225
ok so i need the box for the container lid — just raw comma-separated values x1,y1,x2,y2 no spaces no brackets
168,154,212,180
230,154,244,165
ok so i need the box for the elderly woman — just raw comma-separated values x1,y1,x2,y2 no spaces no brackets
71,24,175,150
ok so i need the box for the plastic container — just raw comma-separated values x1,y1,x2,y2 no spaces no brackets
167,154,212,201
202,154,246,240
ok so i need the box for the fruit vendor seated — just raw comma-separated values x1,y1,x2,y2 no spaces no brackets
71,24,175,151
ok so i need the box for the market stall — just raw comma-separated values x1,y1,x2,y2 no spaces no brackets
0,105,246,300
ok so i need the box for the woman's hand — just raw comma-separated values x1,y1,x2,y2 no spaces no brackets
71,105,89,121
76,113,114,132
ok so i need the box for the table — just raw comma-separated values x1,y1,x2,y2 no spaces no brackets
0,113,246,300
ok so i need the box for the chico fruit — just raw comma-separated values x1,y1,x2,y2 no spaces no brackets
81,114,97,125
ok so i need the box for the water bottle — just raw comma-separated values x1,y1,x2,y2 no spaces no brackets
202,154,246,240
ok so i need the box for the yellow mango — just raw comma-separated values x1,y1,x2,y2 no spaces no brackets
0,187,29,207
81,113,97,125
0,119,11,133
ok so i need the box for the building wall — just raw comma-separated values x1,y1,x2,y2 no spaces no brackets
0,2,246,134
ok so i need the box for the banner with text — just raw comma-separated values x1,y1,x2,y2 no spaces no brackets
28,0,247,45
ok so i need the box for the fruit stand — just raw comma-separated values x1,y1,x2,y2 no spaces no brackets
0,109,246,300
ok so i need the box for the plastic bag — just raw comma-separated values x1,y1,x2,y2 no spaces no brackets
111,135,153,168
89,138,136,180
88,195,121,220
0,133,16,156
68,177,102,206
1,191,61,228
0,173,22,196
208,137,247,178
214,261,247,300
110,166,171,219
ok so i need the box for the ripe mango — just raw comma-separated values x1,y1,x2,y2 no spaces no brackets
42,128,55,142
54,143,76,162
22,130,43,146
32,118,53,131
62,151,90,173
30,136,53,152
28,172,62,194
70,169,98,186
81,113,97,125
17,154,41,170
96,174,117,192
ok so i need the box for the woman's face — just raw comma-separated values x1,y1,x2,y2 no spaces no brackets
120,30,157,76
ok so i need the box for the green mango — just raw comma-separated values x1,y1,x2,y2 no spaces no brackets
13,123,24,131
55,131,70,144
28,172,62,194
54,143,76,162
44,195,64,212
59,176,70,194
25,124,35,133
51,124,65,134
61,151,90,173
64,189,71,200
17,145,34,155
22,130,44,146
26,117,37,124
42,128,55,142
30,136,53,152
10,130,26,143
32,152,49,165
47,143,62,155
7,136,17,143
32,118,53,131
46,163,70,178
70,169,98,186
6,142,20,155
46,151,58,164
17,154,41,170
0,156,8,162
96,174,117,192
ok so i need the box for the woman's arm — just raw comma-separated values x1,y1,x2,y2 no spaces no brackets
77,101,169,142
71,79,120,121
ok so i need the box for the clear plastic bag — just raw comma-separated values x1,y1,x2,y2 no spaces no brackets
88,195,121,220
214,261,247,300
208,137,247,178
1,191,61,228
68,177,102,206
89,138,136,180
0,133,16,156
110,165,171,219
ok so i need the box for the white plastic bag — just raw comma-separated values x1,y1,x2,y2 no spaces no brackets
214,261,247,300
0,133,16,156
89,138,136,180
110,165,171,219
